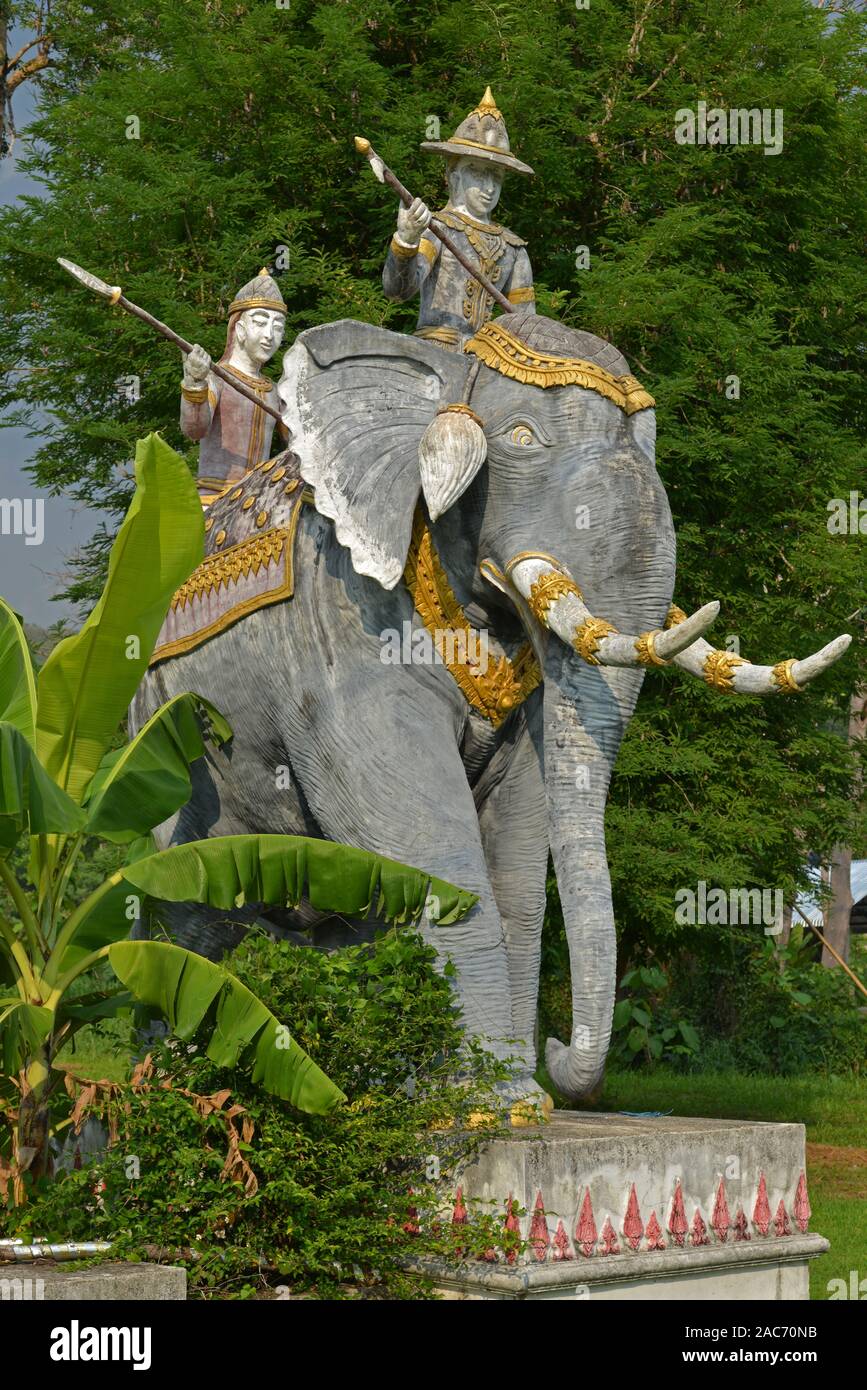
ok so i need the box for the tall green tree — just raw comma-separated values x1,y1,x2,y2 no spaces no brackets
0,0,864,953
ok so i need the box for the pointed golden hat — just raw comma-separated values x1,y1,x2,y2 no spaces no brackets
229,267,287,316
420,87,534,176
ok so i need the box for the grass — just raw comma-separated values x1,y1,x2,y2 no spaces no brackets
53,1019,136,1085
588,1067,867,1300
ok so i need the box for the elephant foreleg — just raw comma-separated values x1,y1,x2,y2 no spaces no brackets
473,695,548,1083
287,697,520,1066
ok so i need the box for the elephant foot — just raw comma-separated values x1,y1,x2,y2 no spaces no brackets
468,1076,554,1130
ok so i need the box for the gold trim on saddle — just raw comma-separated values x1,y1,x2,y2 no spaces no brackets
465,320,655,415
403,510,541,727
149,489,313,665
414,325,462,347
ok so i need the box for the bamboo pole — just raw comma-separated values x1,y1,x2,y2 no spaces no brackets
791,902,867,1003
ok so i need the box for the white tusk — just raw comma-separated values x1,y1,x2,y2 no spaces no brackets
671,633,852,695
508,557,719,669
791,634,852,687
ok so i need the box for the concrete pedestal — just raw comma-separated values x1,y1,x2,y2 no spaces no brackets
414,1112,826,1300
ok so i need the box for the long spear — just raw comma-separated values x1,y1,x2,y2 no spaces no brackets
354,136,517,316
56,257,284,423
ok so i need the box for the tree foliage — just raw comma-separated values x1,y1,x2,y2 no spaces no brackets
0,0,864,954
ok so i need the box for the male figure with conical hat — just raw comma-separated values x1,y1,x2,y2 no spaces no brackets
180,268,289,505
382,88,535,351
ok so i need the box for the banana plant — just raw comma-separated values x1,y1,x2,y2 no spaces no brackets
0,434,477,1183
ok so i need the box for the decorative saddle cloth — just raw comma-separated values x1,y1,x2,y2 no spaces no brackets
150,451,311,665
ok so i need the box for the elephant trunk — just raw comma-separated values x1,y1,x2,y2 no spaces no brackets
542,641,625,1101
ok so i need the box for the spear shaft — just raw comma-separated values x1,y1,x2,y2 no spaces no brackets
354,137,517,315
57,258,283,423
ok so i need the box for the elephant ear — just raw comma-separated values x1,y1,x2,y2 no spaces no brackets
278,320,473,589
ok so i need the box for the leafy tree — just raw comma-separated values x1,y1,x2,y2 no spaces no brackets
0,0,863,970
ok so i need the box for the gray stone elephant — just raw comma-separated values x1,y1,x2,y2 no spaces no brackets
132,311,850,1106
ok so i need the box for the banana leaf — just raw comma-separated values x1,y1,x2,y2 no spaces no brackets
58,837,156,965
120,834,478,925
56,992,135,1024
36,433,204,804
84,692,232,841
0,722,86,853
0,997,53,1073
108,940,345,1114
0,598,37,744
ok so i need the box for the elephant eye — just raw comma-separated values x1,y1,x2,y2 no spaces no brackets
510,424,535,447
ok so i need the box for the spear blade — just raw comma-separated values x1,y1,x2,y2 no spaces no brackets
57,257,121,302
354,135,385,184
56,255,284,423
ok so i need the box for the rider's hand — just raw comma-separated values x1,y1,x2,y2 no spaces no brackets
396,197,431,248
183,343,211,390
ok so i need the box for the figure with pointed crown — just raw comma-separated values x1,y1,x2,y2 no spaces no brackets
382,88,535,351
180,268,289,505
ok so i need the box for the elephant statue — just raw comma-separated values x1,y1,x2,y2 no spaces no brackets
132,311,850,1108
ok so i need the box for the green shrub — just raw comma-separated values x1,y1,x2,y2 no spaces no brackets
5,929,518,1297
540,895,865,1083
672,930,865,1077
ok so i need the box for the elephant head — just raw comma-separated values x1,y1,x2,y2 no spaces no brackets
278,312,851,1099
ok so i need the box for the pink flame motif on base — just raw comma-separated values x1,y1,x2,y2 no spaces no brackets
734,1207,750,1241
504,1194,521,1265
529,1191,550,1262
451,1186,468,1256
668,1180,688,1247
794,1172,811,1233
600,1217,620,1256
711,1179,731,1243
645,1211,665,1251
623,1184,644,1251
553,1220,573,1260
753,1172,771,1236
690,1210,709,1246
452,1187,468,1226
576,1190,598,1257
774,1200,792,1237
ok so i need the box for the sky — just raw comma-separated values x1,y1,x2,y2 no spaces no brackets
0,25,102,628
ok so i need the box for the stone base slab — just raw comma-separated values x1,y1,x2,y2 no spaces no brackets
420,1111,826,1300
413,1234,827,1300
0,1262,186,1300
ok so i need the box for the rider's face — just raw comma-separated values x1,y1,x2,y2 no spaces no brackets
449,158,504,220
237,309,286,367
